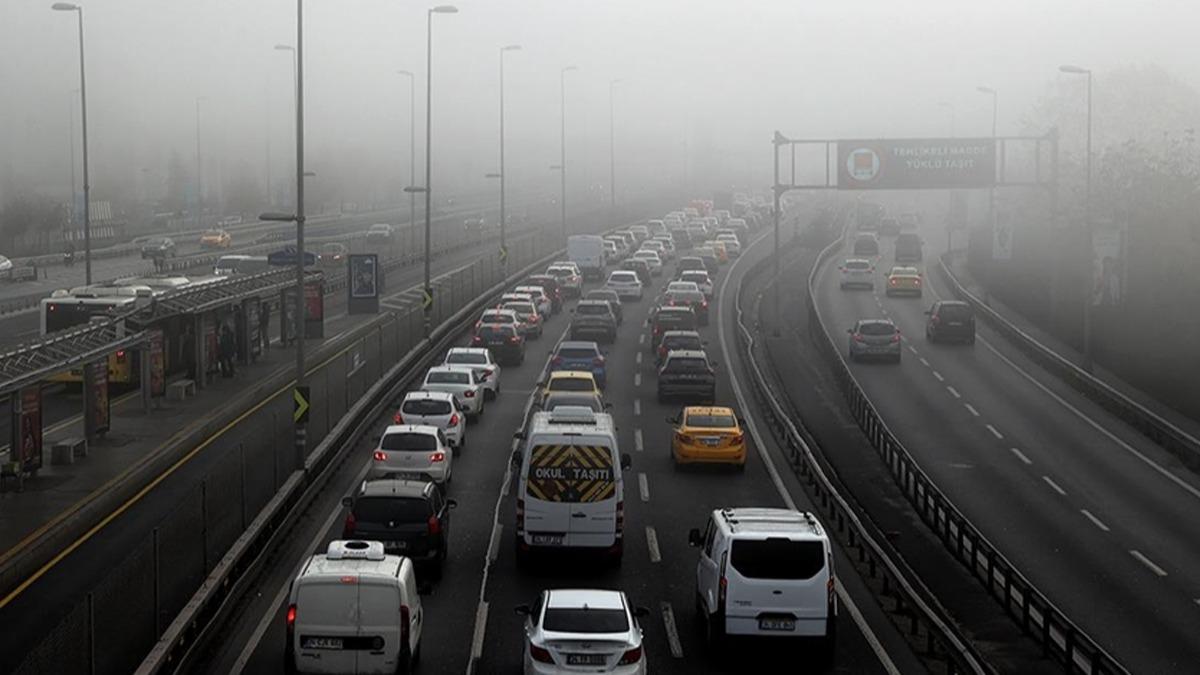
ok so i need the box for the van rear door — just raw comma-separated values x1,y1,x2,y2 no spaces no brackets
564,445,618,547
294,579,360,674
725,537,830,636
523,444,573,546
357,578,404,673
524,443,617,548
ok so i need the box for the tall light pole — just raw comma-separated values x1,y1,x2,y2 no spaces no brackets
274,44,297,208
68,89,78,229
194,96,206,229
397,70,416,231
609,78,622,226
498,45,520,267
425,5,458,332
52,2,92,284
1060,64,1094,370
559,65,578,240
977,86,999,252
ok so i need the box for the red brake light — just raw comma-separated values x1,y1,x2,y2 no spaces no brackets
393,412,403,424
343,510,357,538
115,350,127,362
464,389,476,398
529,645,554,664
931,315,941,324
286,603,297,628
592,356,605,367
430,451,446,462
890,278,898,285
853,334,864,342
401,605,410,651
892,333,901,343
618,646,643,665
449,413,460,426
373,450,388,462
730,433,744,445
428,514,442,536
509,336,521,344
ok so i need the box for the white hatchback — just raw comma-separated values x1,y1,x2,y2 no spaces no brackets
421,365,487,418
370,424,453,484
631,250,663,276
514,285,553,318
605,270,644,301
396,391,466,448
443,347,501,398
517,589,648,675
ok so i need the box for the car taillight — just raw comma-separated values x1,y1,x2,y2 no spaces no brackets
618,646,643,665
730,433,744,445
653,326,662,335
449,413,460,426
914,278,921,286
516,497,525,534
464,389,476,398
509,336,521,344
116,350,127,362
342,511,357,538
890,278,898,285
931,315,940,324
373,450,388,461
677,432,692,444
718,554,728,612
474,321,482,330
428,514,441,536
529,644,554,664
592,356,605,367
471,336,484,346
852,334,864,342
393,412,403,424
430,451,446,463
286,603,297,639
552,356,563,366
891,333,901,343
701,300,708,308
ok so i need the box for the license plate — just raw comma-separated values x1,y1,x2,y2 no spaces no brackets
531,533,564,546
566,653,608,666
303,636,344,650
947,322,963,326
758,617,796,631
701,437,721,446
384,540,408,551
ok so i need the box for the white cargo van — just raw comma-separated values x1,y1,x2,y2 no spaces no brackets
688,508,835,659
286,540,422,674
567,235,606,281
512,407,631,566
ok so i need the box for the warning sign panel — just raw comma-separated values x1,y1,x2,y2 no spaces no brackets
837,138,996,190
525,445,615,503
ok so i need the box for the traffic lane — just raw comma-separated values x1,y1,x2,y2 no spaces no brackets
814,249,1200,671
233,305,577,675
479,259,888,674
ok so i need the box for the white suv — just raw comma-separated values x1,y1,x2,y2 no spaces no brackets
688,508,835,659
395,391,466,449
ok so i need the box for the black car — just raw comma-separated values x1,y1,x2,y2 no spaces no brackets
657,349,717,404
649,306,697,352
621,258,652,286
471,323,525,365
525,274,564,314
140,236,176,259
570,300,619,343
584,289,623,325
926,300,976,344
342,478,457,579
655,329,704,366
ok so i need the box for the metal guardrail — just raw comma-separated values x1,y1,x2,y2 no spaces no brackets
734,232,988,675
807,221,1129,675
936,253,1200,470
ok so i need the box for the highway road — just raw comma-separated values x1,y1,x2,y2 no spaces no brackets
199,225,924,675
811,220,1200,673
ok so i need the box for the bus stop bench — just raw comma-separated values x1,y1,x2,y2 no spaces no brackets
52,437,88,465
167,379,196,402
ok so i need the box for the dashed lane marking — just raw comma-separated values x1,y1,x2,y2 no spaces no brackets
633,399,641,416
638,333,645,345
1010,447,1033,465
660,602,684,658
634,372,642,387
634,428,644,452
469,602,489,663
919,357,930,367
1130,550,1168,577
1081,509,1111,532
947,386,961,399
636,352,643,366
964,403,980,417
932,370,944,382
646,526,662,564
985,424,1003,440
908,345,919,355
1042,475,1067,496
638,472,650,502
487,524,503,562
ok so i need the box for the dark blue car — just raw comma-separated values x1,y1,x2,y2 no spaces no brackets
550,341,607,389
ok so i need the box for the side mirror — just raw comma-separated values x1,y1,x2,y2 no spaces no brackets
514,604,532,617
666,415,678,425
709,361,719,368
737,417,746,425
620,453,632,470
847,328,854,334
604,402,614,410
688,528,703,547
924,309,932,315
634,606,651,619
510,449,522,468
341,496,353,508
447,499,458,510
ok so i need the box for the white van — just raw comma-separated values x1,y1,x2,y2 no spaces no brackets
567,235,606,281
688,508,835,658
512,407,631,566
286,540,422,674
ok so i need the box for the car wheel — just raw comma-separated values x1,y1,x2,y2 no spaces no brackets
703,608,725,652
459,433,466,449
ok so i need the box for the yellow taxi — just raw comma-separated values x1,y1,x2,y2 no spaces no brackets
885,266,922,297
541,370,601,398
199,228,232,249
705,240,730,264
669,406,746,468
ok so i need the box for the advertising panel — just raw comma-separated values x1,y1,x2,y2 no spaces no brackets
12,387,43,473
349,254,379,299
149,329,166,397
837,138,996,190
89,360,110,435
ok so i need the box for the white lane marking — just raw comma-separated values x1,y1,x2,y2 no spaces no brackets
1042,475,1067,496
660,602,684,658
636,352,643,366
964,403,980,417
633,399,641,416
638,333,645,345
932,370,944,382
947,386,961,399
977,334,1200,503
634,372,642,387
469,602,489,662
638,472,650,502
1081,509,1111,532
232,461,371,673
1130,550,1168,577
908,345,919,355
919,357,930,367
646,526,662,563
487,524,503,562
634,428,644,452
722,234,902,675
985,424,1004,440
1010,447,1033,465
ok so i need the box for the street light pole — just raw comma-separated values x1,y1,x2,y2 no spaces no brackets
609,79,622,227
293,0,308,469
560,65,578,240
977,86,999,246
499,45,521,269
1060,65,1094,370
274,44,298,209
195,96,205,230
771,131,785,334
398,70,416,233
52,3,92,284
425,5,458,333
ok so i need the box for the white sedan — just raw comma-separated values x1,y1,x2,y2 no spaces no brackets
518,589,648,674
514,285,553,318
605,270,644,301
421,365,488,419
679,270,714,299
631,250,663,276
443,347,501,398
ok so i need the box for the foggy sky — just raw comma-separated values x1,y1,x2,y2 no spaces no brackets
2,0,1197,209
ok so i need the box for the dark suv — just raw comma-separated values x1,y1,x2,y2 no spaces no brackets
342,478,457,579
525,274,564,314
570,300,619,343
140,236,176,258
649,306,697,352
584,288,623,325
657,349,717,404
925,300,976,344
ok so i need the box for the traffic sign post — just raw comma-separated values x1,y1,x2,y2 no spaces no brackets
293,385,310,425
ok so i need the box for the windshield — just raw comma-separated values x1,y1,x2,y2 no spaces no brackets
447,353,486,365
380,432,438,451
402,398,452,415
664,357,708,372
731,539,825,580
576,304,609,316
544,394,602,412
549,377,594,392
353,496,432,523
609,273,637,282
558,347,598,360
542,608,629,634
858,323,896,336
426,371,469,384
664,336,702,351
686,413,736,428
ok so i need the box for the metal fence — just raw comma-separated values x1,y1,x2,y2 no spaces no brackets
10,225,560,675
804,216,1129,675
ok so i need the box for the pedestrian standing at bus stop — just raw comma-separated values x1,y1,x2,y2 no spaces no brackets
218,324,236,378
259,302,271,351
